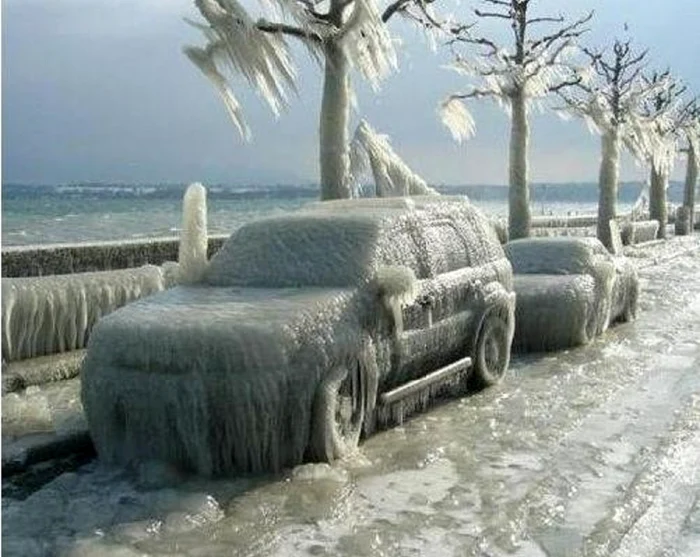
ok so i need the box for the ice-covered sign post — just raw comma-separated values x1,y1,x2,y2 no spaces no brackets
439,0,592,240
641,71,686,240
184,0,440,201
558,39,666,251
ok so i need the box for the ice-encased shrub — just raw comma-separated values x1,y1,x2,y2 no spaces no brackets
1,264,176,362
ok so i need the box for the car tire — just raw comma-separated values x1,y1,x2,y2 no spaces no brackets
470,312,511,389
309,364,365,463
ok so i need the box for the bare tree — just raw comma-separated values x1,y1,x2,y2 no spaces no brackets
439,0,592,240
559,40,665,250
641,70,686,239
184,0,434,200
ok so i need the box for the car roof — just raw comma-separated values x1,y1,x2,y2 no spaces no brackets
205,196,503,288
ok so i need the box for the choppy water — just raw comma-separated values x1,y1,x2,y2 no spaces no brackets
3,237,699,556
1,183,650,247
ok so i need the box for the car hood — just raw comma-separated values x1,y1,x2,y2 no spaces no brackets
86,285,363,376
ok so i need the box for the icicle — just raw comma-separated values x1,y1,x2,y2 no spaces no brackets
1,267,170,362
189,0,298,125
340,0,397,91
184,45,251,140
178,183,209,285
439,97,476,142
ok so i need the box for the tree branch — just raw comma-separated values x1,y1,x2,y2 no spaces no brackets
474,9,512,20
527,15,564,25
382,0,413,22
255,20,323,42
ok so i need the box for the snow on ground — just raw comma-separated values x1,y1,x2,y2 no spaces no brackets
2,234,700,557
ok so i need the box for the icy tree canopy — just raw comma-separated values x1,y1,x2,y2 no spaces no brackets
439,2,593,141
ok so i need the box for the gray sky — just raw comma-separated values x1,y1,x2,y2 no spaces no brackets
2,0,699,186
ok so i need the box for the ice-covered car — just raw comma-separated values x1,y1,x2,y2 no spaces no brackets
504,237,639,352
82,197,515,475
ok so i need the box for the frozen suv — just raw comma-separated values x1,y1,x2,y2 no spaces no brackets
82,197,515,475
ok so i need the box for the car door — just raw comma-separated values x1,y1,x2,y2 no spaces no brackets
392,216,481,385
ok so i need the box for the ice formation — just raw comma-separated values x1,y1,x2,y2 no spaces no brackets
185,0,298,129
350,120,438,197
505,237,636,351
81,197,513,475
339,0,397,91
178,183,209,284
621,220,660,246
2,265,172,362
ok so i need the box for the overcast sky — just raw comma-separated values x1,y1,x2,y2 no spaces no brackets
2,0,699,186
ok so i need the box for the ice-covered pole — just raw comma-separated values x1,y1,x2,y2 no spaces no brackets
178,182,208,284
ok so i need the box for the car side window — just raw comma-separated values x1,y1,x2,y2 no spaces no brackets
376,220,431,280
419,219,472,276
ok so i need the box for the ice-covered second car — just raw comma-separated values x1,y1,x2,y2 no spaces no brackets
82,197,515,476
505,237,639,352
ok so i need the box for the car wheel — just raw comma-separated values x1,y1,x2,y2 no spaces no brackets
470,312,511,389
309,364,365,462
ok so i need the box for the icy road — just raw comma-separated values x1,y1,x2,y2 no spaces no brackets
3,236,700,557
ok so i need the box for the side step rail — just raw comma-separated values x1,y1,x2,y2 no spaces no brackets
379,356,473,406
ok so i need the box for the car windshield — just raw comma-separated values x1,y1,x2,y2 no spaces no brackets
506,238,609,275
205,215,386,287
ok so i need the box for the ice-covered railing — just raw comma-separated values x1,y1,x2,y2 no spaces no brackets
1,265,178,362
1,237,229,279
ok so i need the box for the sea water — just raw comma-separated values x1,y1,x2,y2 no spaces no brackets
1,182,666,248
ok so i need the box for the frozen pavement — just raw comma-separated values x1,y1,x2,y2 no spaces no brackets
2,234,700,557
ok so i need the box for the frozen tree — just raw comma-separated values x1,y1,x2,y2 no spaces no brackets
350,120,438,196
559,40,665,250
439,0,592,240
184,0,438,200
676,99,700,235
640,71,685,239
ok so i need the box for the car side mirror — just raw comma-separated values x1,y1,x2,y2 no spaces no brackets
373,266,418,336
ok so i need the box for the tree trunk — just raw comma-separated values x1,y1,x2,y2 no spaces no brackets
597,128,620,251
319,41,351,200
508,90,531,240
683,143,698,231
649,162,668,239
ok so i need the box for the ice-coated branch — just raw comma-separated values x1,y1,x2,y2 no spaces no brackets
381,0,413,22
339,0,397,90
187,0,300,135
528,15,564,25
350,120,438,196
255,20,323,41
438,96,478,142
529,11,593,53
473,9,511,20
